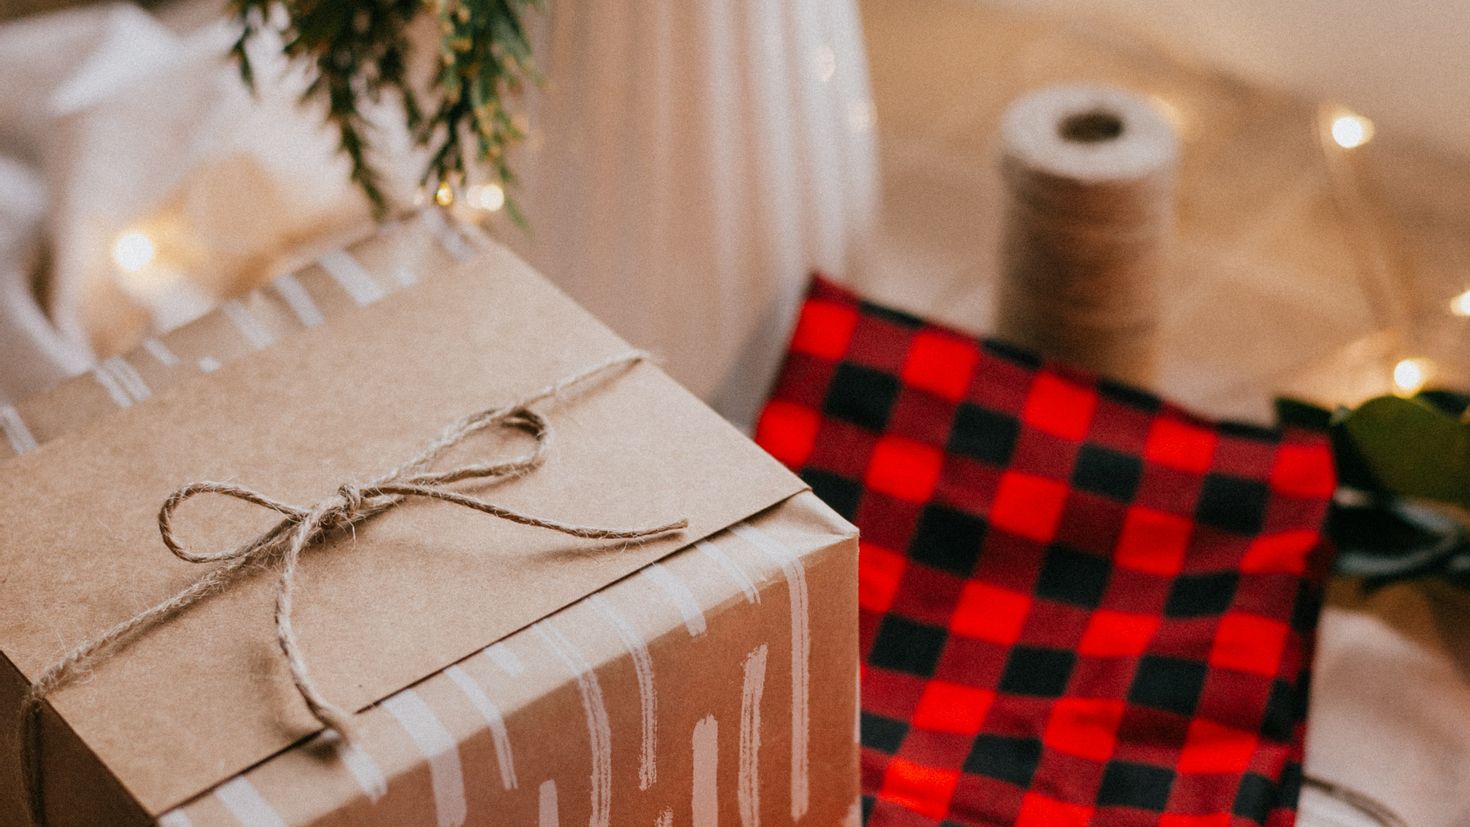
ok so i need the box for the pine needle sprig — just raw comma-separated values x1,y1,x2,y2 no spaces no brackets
229,0,539,218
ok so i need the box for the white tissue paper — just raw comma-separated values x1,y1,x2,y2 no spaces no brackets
0,2,414,402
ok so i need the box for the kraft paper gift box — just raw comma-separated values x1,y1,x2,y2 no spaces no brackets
0,210,479,457
0,219,860,826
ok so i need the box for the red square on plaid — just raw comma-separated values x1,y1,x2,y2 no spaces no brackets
755,276,1335,826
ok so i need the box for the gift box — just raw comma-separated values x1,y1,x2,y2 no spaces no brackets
0,209,479,458
0,220,860,826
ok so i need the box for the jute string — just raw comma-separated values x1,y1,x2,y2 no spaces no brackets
18,350,686,826
995,85,1177,386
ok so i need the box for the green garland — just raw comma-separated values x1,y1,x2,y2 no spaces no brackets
229,0,539,218
1278,390,1470,587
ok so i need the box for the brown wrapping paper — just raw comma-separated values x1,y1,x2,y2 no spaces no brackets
160,492,858,827
0,216,859,825
0,211,475,458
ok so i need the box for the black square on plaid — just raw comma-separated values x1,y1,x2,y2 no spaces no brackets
870,616,947,676
1098,761,1174,809
862,300,924,328
912,504,988,575
1072,444,1144,501
1035,543,1111,608
1262,680,1295,741
824,362,900,432
862,711,909,754
1097,376,1162,413
999,646,1076,696
1129,655,1208,715
1291,579,1323,634
1233,773,1276,818
1196,473,1270,534
983,339,1043,370
1165,572,1238,617
948,403,1020,466
802,469,863,520
963,734,1043,787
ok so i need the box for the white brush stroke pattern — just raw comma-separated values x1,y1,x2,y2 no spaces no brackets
91,363,132,407
445,664,518,790
382,689,468,827
483,641,527,676
103,355,150,402
272,272,325,328
0,405,37,454
318,250,386,306
535,622,613,827
221,298,275,350
214,776,287,827
739,644,768,827
693,715,719,827
732,523,811,820
420,208,478,262
142,336,180,366
319,730,389,803
589,593,659,790
644,563,708,637
696,538,761,604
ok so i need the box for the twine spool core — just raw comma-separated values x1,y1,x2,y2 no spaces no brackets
1059,110,1125,144
994,84,1178,386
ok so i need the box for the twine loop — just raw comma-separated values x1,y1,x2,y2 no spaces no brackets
19,351,686,825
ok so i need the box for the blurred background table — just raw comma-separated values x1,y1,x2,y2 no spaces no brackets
855,0,1470,423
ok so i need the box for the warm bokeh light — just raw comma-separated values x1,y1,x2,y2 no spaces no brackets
434,181,455,207
467,183,506,212
1450,289,1470,317
1392,357,1431,395
1330,111,1375,149
111,231,156,275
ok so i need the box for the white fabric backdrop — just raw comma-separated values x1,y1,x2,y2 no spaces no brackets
0,2,407,403
509,0,880,429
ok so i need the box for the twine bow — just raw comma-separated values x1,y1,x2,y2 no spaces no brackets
19,351,686,825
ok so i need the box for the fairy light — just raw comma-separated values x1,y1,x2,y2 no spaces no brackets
1449,289,1470,317
466,183,505,212
434,181,455,207
1330,110,1375,149
111,231,156,275
1392,357,1431,396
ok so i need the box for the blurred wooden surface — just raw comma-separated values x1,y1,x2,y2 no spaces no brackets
857,0,1470,421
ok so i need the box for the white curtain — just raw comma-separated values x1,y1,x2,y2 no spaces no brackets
510,0,880,428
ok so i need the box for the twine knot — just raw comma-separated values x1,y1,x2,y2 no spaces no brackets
336,483,368,514
19,351,686,826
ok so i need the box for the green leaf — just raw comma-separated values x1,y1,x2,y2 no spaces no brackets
1338,395,1470,509
1274,396,1333,432
1329,496,1469,580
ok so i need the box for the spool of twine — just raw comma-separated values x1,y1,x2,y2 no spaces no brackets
995,84,1178,386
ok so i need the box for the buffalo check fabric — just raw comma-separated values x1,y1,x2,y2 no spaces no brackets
754,277,1336,826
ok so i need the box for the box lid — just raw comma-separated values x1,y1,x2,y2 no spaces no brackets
0,244,805,815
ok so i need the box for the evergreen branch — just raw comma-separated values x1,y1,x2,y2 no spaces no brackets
228,0,538,219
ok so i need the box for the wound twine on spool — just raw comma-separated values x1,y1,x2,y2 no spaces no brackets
995,85,1178,387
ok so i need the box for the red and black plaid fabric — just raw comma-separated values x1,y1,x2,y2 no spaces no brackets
754,277,1336,826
